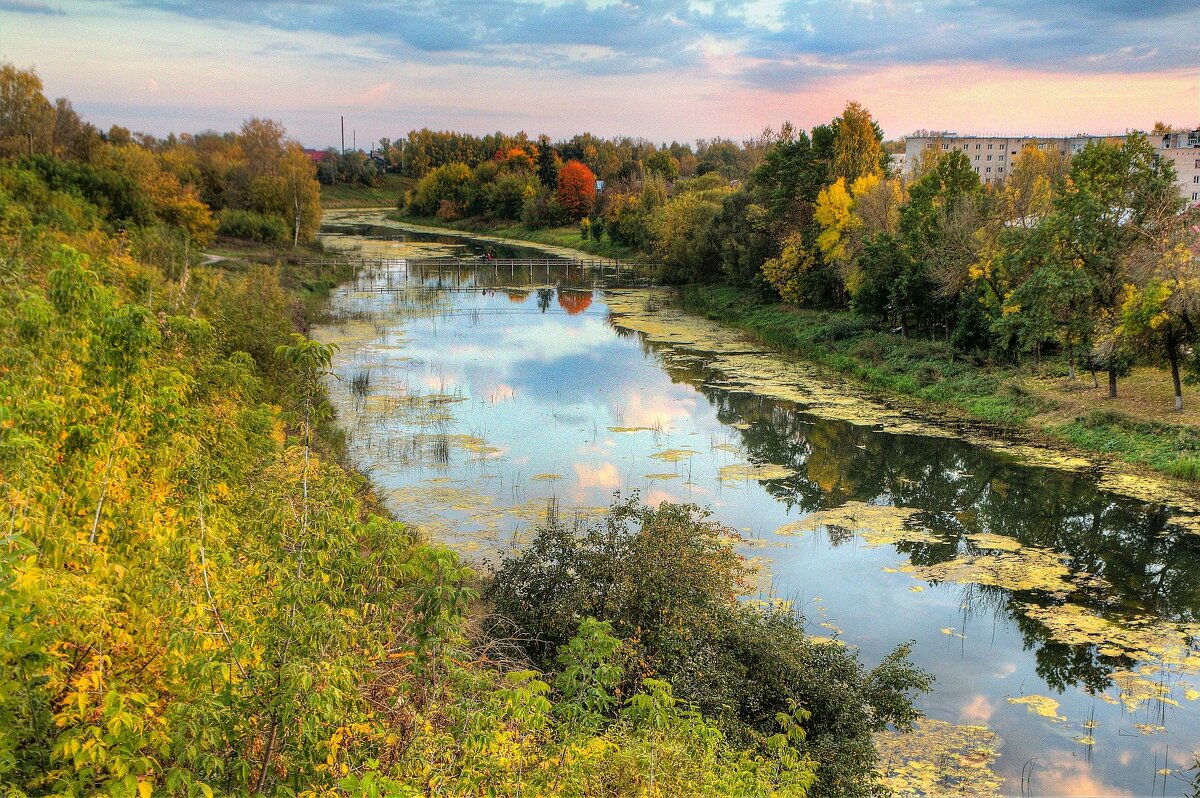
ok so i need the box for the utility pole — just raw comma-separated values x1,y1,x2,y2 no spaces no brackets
341,116,345,154
353,129,356,151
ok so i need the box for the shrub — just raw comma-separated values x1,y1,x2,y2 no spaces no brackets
487,495,932,798
408,162,474,217
521,186,569,229
216,208,288,243
814,313,868,343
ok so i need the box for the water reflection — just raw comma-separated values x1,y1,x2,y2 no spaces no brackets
314,219,1200,796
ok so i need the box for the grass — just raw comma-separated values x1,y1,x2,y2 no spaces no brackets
683,284,1200,482
204,236,355,322
1054,412,1200,481
392,213,639,260
319,173,414,209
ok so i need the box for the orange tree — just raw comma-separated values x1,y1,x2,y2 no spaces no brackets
556,159,596,220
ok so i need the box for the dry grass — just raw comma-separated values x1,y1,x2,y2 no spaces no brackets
1023,366,1200,427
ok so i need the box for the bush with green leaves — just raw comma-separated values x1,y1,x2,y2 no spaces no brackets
487,494,933,797
216,207,288,243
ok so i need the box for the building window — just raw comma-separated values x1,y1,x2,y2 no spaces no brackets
987,155,992,161
1194,159,1200,168
987,144,993,149
986,167,991,172
942,143,949,149
975,155,980,160
998,167,1005,173
976,144,981,149
1194,175,1199,183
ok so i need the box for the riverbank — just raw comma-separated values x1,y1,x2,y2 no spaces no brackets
319,173,413,208
390,211,637,259
684,284,1200,486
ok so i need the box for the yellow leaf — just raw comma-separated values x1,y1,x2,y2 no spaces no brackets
138,781,153,798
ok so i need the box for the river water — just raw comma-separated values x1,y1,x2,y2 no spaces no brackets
314,211,1200,797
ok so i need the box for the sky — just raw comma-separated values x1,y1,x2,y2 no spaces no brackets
2,0,1197,148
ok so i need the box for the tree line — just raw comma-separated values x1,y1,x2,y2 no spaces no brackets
0,64,322,249
395,100,1197,410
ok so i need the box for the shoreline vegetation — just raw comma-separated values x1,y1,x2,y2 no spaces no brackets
345,199,1200,494
681,285,1200,486
2,63,935,796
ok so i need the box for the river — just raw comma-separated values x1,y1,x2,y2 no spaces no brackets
313,210,1200,797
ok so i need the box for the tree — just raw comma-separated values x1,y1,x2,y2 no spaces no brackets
535,134,562,186
239,117,287,178
645,150,680,182
831,101,883,184
895,151,982,334
650,178,733,282
557,159,597,219
408,162,475,217
1051,134,1183,396
0,63,54,159
279,142,321,246
762,233,820,303
1002,145,1069,227
1119,208,1200,410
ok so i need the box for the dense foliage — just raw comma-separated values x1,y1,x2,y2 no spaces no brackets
0,64,826,795
397,100,1198,411
488,496,932,798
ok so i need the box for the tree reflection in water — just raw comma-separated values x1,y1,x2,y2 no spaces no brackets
643,339,1200,700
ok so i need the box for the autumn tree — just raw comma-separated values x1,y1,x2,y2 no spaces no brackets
557,159,597,220
814,173,906,296
645,150,680,182
831,101,883,184
1002,145,1070,227
0,63,54,159
1119,208,1200,410
280,142,321,245
1052,134,1182,396
890,150,981,334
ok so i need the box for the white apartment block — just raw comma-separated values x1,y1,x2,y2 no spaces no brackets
903,133,1122,185
903,130,1200,206
1154,129,1200,207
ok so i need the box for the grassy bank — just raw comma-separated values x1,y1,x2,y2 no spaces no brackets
206,236,356,321
319,173,413,208
683,285,1200,482
393,212,638,259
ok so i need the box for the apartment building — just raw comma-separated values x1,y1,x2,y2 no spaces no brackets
1154,129,1200,206
903,133,1123,185
903,129,1200,206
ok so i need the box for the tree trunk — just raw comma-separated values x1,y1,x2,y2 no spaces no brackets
1032,340,1041,369
292,192,301,248
1167,332,1183,412
1108,368,1117,399
1067,346,1076,380
253,716,279,794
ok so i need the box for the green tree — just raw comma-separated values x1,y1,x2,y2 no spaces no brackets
1050,134,1183,396
830,101,884,184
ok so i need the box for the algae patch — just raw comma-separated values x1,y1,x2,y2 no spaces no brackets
775,502,941,548
649,448,699,463
717,462,797,483
874,718,1002,797
1007,694,1065,721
